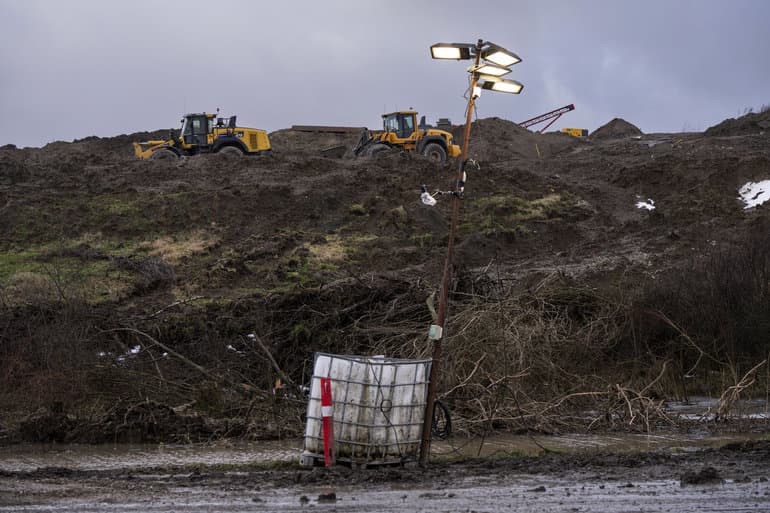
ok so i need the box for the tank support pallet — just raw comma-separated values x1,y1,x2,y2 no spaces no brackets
299,452,418,470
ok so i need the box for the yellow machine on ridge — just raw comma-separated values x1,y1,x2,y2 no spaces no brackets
352,111,461,164
560,128,588,138
133,112,271,160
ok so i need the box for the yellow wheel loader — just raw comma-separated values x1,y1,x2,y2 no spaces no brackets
560,128,588,138
352,111,461,164
133,112,271,160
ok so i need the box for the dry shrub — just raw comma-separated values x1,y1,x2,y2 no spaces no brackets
112,255,176,291
0,299,106,421
433,283,643,434
240,271,684,435
276,271,673,435
3,272,61,304
633,222,770,392
306,235,346,262
5,249,767,442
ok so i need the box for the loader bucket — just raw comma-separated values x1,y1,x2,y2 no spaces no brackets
351,129,373,157
133,140,173,160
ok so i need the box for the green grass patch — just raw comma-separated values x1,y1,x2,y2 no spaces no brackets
0,234,173,304
285,260,339,287
209,230,385,294
410,233,434,248
349,203,367,216
0,249,40,282
462,193,574,236
99,196,141,216
1,255,135,305
5,192,202,246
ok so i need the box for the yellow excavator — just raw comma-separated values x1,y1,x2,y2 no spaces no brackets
133,112,271,160
352,111,461,163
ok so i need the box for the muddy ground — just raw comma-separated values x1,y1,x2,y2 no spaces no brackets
1,439,768,512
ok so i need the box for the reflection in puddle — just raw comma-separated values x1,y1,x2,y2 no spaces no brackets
0,440,302,472
433,431,766,459
666,395,769,420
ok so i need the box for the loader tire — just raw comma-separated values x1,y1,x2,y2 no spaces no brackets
217,146,243,158
366,143,391,157
150,148,178,161
422,143,447,164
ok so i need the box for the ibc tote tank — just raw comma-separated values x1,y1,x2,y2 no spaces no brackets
301,353,432,467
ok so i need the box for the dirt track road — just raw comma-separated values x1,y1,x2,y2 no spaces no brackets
2,440,769,512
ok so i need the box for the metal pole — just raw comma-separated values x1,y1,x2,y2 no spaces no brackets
419,39,483,467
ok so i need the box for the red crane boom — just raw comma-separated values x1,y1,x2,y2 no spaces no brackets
519,104,575,133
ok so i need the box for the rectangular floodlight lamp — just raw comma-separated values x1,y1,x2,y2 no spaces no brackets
480,77,524,94
467,63,511,77
481,44,521,67
430,43,472,60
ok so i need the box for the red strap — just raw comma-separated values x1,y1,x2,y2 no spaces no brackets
320,378,334,466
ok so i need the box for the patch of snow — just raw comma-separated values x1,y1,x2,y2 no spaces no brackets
635,198,655,210
738,180,770,209
129,345,141,354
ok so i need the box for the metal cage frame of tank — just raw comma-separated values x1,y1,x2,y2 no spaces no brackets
301,352,432,467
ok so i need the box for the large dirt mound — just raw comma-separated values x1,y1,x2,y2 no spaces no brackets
451,117,582,162
705,109,770,137
269,128,362,157
590,118,643,140
30,129,175,159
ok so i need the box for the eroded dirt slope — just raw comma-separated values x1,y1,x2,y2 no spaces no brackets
1,112,769,442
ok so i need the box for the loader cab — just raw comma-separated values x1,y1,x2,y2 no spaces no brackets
180,113,214,147
382,112,417,140
215,116,237,129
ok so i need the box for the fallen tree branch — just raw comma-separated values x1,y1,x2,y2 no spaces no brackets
143,296,205,320
247,332,304,397
716,359,767,420
441,354,487,399
104,327,267,400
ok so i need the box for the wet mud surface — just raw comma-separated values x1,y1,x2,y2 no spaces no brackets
1,439,769,512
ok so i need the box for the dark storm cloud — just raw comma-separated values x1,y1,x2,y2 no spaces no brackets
1,0,769,147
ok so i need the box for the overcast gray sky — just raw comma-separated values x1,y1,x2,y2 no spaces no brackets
1,0,769,148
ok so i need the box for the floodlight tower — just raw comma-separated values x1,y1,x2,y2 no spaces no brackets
420,39,523,467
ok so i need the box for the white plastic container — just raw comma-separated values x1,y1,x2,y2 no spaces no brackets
301,352,431,466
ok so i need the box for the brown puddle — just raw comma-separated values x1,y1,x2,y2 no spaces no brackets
433,431,768,459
